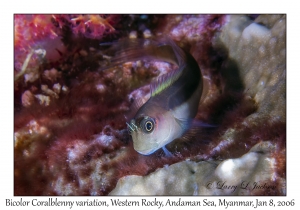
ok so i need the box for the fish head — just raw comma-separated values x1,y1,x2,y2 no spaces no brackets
127,105,176,155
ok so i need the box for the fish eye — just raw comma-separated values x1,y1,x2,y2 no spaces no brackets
145,121,153,131
140,117,155,133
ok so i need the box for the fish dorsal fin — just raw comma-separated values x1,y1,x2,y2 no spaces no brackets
100,37,188,98
100,38,178,69
99,37,186,69
148,37,187,97
132,97,145,110
124,97,146,121
150,67,183,97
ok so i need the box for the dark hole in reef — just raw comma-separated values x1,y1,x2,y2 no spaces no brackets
220,58,244,93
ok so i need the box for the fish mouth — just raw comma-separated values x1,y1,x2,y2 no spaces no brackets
126,120,138,134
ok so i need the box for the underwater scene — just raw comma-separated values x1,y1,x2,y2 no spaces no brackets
14,14,286,195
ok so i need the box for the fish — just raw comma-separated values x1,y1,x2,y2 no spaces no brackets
101,38,203,155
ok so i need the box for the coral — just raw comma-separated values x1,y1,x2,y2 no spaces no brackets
51,15,119,40
14,14,285,196
157,15,226,70
216,15,286,122
14,15,64,76
21,90,35,107
109,141,284,195
14,15,59,50
14,14,123,85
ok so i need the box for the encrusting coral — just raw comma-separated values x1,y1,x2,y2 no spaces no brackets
110,141,284,195
14,14,285,195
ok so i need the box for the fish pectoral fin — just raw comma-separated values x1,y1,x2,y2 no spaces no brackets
178,120,217,143
174,117,192,131
162,146,173,157
183,126,203,140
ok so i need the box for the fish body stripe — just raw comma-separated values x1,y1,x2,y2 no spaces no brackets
151,52,201,111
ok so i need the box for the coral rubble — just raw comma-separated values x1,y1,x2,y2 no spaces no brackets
14,14,285,195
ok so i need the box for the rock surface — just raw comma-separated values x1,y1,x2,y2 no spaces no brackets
110,141,283,195
217,15,286,123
